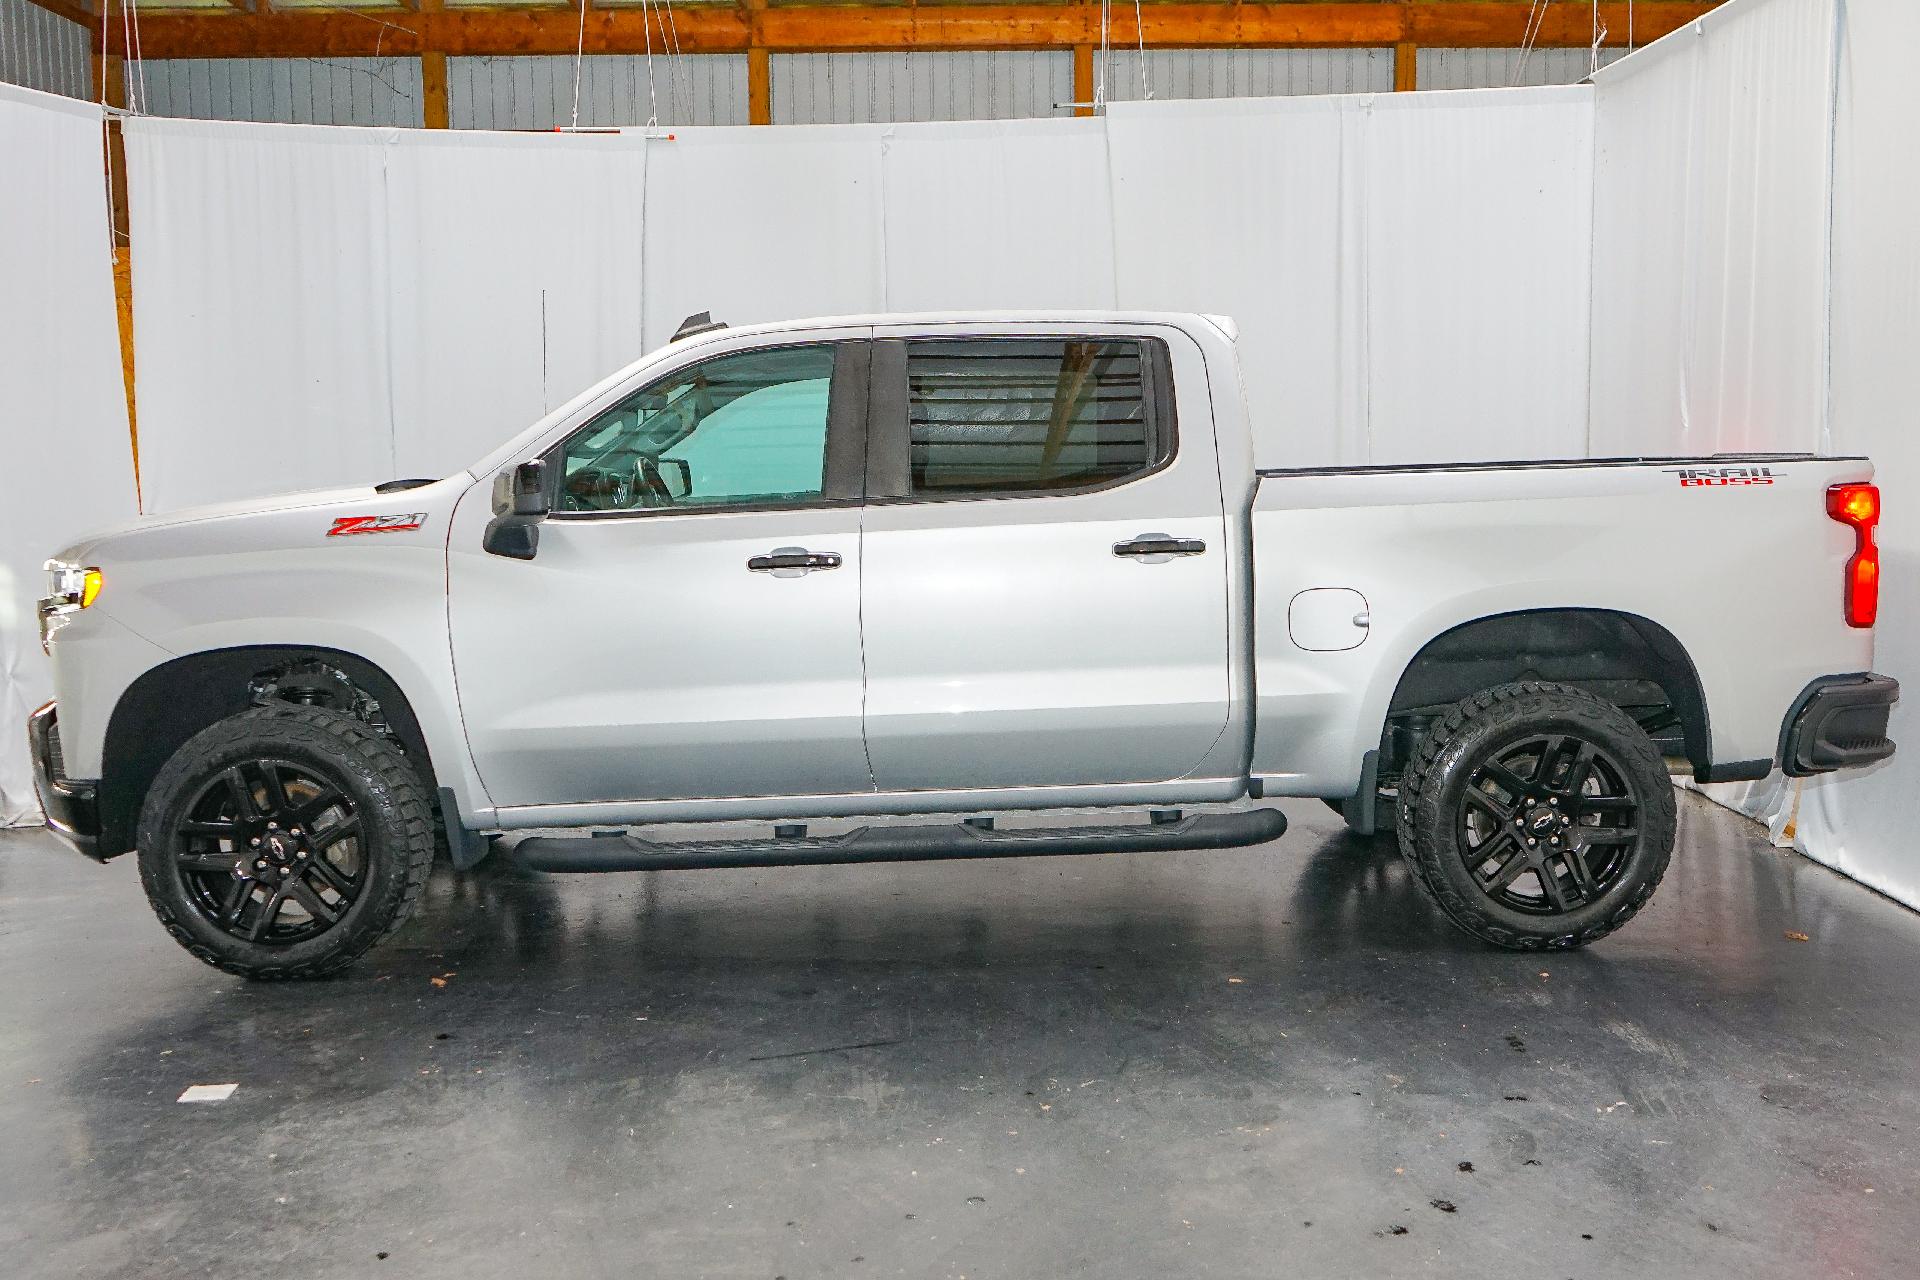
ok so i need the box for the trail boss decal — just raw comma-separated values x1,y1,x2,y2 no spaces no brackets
1664,465,1776,488
327,513,426,537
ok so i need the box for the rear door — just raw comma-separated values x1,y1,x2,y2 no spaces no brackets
857,323,1232,791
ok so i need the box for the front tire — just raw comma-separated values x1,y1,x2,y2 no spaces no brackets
1396,681,1676,951
136,705,436,980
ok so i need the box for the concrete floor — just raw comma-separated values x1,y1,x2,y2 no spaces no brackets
2,794,1917,1280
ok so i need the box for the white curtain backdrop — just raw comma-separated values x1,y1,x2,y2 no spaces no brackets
123,87,1596,505
124,121,652,509
1588,0,1838,457
1589,0,1920,909
1109,88,1594,468
0,83,138,823
1797,0,1920,907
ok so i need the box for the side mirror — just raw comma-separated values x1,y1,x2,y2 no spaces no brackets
491,459,550,517
484,460,549,561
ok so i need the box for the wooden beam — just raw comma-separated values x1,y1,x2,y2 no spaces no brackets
24,0,95,30
747,46,770,124
111,3,1722,61
113,250,141,513
89,44,141,509
421,50,449,127
1393,40,1416,91
1072,42,1093,116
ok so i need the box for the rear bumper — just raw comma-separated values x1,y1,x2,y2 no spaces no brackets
1781,674,1899,778
26,702,104,862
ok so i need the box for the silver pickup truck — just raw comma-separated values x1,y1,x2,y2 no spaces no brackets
31,311,1897,979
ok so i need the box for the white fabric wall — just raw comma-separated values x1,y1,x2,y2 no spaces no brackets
125,88,1596,502
1109,89,1593,467
125,122,650,509
1792,0,1920,907
1590,0,1920,910
0,84,139,823
1588,0,1838,456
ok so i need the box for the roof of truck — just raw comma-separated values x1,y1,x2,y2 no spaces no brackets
665,310,1240,347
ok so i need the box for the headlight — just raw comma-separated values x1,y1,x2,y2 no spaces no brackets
38,561,102,653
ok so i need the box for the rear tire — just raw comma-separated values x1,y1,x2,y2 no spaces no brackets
1395,681,1676,951
135,705,435,980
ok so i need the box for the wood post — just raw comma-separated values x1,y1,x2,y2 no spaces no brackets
748,47,770,125
421,51,449,128
1395,41,1418,92
1072,43,1094,117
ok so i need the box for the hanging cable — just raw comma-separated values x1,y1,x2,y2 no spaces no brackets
661,0,692,123
1513,0,1552,86
569,0,588,129
1133,0,1149,100
640,0,659,128
1590,0,1606,77
128,0,147,115
118,0,137,113
1629,0,1637,52
1094,0,1111,112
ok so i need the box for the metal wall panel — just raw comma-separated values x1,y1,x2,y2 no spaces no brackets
1097,48,1394,102
0,0,88,100
139,59,425,127
448,55,748,129
771,52,1073,124
1418,47,1627,90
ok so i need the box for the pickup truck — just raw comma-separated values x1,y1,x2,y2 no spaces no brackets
30,311,1899,980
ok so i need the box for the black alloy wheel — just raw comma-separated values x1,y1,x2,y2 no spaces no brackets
1457,733,1640,915
173,758,367,946
137,705,436,979
1395,681,1677,951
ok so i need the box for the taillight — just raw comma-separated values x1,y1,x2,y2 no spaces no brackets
1827,483,1881,628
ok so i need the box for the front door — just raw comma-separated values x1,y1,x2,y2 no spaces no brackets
448,336,874,809
857,325,1233,792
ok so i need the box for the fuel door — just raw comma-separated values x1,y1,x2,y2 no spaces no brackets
1289,588,1370,652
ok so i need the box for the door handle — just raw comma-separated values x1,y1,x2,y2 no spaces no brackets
1113,533,1207,564
747,547,843,578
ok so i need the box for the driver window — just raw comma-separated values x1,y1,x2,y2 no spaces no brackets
557,344,837,513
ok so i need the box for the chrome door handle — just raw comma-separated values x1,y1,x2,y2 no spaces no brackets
1113,533,1207,564
747,546,842,578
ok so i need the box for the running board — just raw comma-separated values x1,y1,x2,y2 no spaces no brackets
511,808,1288,874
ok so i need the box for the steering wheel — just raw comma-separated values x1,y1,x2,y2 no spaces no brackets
562,467,634,512
634,455,678,508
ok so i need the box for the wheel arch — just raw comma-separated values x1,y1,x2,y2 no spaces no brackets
98,646,441,858
1377,608,1712,781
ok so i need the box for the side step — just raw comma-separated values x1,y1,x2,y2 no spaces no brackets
511,808,1288,874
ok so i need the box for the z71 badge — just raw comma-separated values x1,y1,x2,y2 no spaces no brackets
327,513,426,537
1664,465,1775,488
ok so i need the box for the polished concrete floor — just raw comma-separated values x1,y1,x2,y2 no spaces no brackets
3,793,1918,1280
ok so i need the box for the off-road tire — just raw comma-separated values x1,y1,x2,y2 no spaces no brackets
1395,681,1676,950
136,705,435,979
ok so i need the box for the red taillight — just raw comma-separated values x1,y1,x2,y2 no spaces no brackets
1828,483,1881,628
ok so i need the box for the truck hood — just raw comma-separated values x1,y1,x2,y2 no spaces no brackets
51,475,476,563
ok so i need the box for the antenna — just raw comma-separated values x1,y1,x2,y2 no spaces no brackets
672,311,728,342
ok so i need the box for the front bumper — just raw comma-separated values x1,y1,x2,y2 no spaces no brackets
1781,674,1900,778
27,702,104,861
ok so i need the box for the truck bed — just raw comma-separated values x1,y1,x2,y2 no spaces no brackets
1245,453,1876,797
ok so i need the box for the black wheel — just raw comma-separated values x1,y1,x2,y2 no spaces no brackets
136,705,436,980
1395,681,1676,950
